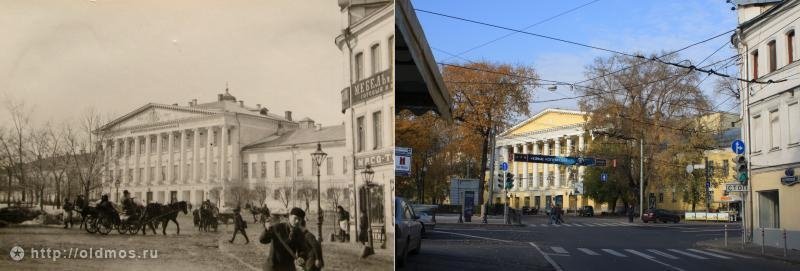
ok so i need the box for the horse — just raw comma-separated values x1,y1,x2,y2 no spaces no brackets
75,199,99,230
144,201,188,235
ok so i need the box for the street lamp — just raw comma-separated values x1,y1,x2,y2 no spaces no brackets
310,142,327,242
361,164,375,255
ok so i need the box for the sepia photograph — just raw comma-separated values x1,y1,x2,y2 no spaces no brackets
1,0,393,270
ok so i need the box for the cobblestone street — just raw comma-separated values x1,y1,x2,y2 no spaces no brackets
1,214,391,270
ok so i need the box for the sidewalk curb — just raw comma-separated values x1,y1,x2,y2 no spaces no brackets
437,222,525,228
695,242,800,265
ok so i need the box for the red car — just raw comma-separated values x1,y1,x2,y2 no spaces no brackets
641,209,680,223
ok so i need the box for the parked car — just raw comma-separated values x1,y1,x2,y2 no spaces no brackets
410,204,437,236
578,206,594,217
395,197,423,268
641,209,680,223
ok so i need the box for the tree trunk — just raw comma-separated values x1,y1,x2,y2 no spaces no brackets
477,132,489,207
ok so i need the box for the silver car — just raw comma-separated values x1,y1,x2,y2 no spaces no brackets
395,197,422,268
411,204,437,236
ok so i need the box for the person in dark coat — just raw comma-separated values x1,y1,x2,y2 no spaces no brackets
297,215,323,271
260,208,306,271
336,205,350,242
627,204,635,223
230,207,249,244
63,197,74,229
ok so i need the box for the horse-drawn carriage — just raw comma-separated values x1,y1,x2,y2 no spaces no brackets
78,198,188,236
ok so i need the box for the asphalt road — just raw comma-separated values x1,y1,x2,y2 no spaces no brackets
401,215,797,271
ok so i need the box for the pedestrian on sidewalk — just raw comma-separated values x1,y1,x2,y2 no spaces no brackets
229,207,249,244
555,204,564,224
336,205,350,242
548,203,556,225
627,204,635,223
63,197,74,229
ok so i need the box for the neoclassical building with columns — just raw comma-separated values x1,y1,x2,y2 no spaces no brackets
494,108,599,213
97,90,298,206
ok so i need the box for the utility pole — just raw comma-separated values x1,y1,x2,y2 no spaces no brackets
705,156,711,212
484,126,497,224
639,138,644,217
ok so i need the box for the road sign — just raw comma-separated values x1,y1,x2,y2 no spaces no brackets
500,162,508,171
513,153,596,166
706,181,711,188
595,159,607,167
600,173,608,183
731,140,745,155
725,183,748,192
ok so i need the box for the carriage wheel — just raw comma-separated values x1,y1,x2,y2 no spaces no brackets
97,217,113,235
127,223,140,235
117,223,128,235
85,217,99,234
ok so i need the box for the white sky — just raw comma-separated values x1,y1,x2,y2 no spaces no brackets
0,0,346,128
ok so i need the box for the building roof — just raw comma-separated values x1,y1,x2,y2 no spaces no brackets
737,0,793,30
242,124,345,150
500,108,587,137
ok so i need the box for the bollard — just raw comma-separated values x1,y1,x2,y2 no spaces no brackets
724,224,728,247
784,229,788,258
761,228,765,256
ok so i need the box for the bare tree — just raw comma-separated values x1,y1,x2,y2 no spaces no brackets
1,98,33,204
62,108,110,199
272,186,291,210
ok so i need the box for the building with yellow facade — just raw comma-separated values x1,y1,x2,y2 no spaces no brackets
493,109,600,213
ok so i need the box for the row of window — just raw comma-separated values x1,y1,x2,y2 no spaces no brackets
356,110,383,152
751,30,796,79
353,35,394,81
108,131,232,157
751,100,800,153
242,156,348,180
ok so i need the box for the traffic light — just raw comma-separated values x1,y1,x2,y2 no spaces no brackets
735,155,748,185
497,174,504,189
505,172,515,190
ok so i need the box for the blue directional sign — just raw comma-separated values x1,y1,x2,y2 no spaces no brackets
600,173,608,183
513,153,596,166
500,162,508,171
731,140,745,155
706,181,711,188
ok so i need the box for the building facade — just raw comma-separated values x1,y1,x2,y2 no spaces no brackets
241,121,350,212
97,90,297,207
336,0,395,233
494,109,599,213
734,0,800,249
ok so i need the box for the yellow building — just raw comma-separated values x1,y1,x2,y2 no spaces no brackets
646,112,741,213
492,109,601,213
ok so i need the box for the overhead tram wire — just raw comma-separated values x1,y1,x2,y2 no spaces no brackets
441,0,601,63
415,9,779,84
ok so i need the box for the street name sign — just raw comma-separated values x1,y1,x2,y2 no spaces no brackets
513,153,596,166
725,183,747,192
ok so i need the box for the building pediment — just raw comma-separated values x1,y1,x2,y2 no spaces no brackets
501,108,587,136
100,104,216,132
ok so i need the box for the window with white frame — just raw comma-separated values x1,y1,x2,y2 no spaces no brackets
242,162,249,178
327,157,334,176
343,156,348,174
753,114,762,152
371,43,381,74
355,52,364,81
789,102,800,144
373,111,382,149
770,109,780,150
285,160,291,177
357,116,365,152
274,161,280,178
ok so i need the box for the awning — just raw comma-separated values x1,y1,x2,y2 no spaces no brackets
395,0,453,121
720,195,742,202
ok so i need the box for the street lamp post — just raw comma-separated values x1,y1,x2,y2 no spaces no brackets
311,142,328,242
361,164,375,255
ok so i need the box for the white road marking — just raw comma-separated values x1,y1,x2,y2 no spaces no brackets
430,230,512,243
668,249,708,259
626,249,687,271
551,246,568,254
530,242,563,271
577,248,599,255
687,249,731,259
601,249,627,257
561,223,572,227
704,248,753,259
646,249,679,260
681,229,739,233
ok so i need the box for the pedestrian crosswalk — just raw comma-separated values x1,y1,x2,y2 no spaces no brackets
541,246,752,261
527,222,635,227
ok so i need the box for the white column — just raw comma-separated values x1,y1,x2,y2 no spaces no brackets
532,141,539,189
220,125,227,181
193,128,200,183
232,126,241,181
123,138,130,184
168,132,174,184
543,141,550,187
134,136,141,184
555,137,561,187
145,135,152,185
156,133,163,184
179,130,186,184
523,143,529,190
206,127,213,182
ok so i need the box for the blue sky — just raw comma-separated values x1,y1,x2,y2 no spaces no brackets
412,0,740,115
